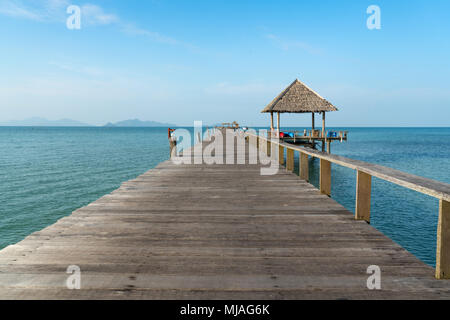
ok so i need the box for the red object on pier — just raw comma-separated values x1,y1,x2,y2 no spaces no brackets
168,128,175,139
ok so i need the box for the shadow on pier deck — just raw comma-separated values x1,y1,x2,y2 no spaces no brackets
0,133,450,300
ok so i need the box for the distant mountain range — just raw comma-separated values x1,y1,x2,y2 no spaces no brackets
0,118,175,127
104,119,175,127
0,117,92,127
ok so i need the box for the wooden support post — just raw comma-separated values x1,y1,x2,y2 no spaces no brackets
436,200,450,279
277,112,281,137
270,112,274,132
286,148,294,171
312,113,315,130
267,140,271,157
320,159,331,196
279,145,285,165
355,171,372,223
327,140,331,154
322,112,326,138
300,152,309,181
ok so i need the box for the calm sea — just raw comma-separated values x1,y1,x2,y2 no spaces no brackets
0,127,449,266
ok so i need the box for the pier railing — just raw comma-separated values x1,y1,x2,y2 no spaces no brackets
245,131,450,280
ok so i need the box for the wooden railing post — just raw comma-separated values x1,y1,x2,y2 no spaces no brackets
279,145,285,165
300,152,309,182
267,140,271,157
286,148,294,171
320,159,331,196
436,200,450,279
355,171,372,223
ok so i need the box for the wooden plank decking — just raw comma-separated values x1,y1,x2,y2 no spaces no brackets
1,135,450,299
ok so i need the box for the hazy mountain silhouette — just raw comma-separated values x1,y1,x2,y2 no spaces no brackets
0,117,92,127
104,119,175,127
0,117,175,127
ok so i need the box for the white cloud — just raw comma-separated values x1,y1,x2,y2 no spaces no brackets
81,4,119,26
121,24,179,45
322,83,450,102
0,0,73,21
0,0,44,20
0,1,120,26
205,82,280,96
266,34,322,55
0,0,187,47
48,61,105,77
121,24,200,50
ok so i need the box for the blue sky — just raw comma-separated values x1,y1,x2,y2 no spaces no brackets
0,0,449,126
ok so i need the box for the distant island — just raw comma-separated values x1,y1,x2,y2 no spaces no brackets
104,119,175,127
0,118,175,127
0,117,92,127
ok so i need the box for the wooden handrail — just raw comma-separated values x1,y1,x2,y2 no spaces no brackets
282,142,450,202
245,131,450,279
251,132,450,202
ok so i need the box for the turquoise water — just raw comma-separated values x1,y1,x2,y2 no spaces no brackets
0,127,449,267
285,127,450,266
0,127,169,250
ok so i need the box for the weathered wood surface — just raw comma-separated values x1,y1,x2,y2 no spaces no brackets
1,134,450,299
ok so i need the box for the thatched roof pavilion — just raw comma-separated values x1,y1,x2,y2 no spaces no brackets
262,79,338,137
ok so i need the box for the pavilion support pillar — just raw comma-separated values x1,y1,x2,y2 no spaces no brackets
321,112,326,153
312,113,315,130
322,112,326,138
270,112,274,133
277,112,280,137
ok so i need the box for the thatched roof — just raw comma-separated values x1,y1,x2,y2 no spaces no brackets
261,79,338,113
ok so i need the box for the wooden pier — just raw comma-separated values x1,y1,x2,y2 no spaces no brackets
0,130,450,299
